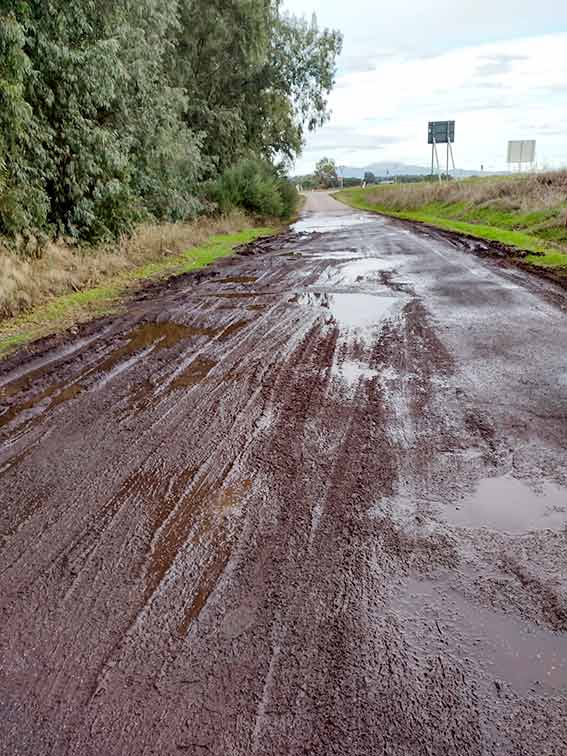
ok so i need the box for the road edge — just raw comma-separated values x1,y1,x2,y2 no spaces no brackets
0,226,278,363
334,190,567,292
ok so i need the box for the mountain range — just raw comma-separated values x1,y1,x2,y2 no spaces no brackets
337,162,497,179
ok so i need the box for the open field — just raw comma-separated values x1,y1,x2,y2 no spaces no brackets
336,172,567,271
0,224,275,359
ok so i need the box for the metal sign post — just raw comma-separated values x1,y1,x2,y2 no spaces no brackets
428,121,456,181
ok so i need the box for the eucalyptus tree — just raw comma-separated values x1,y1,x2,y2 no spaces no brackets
0,0,342,242
172,0,342,170
1,0,204,241
0,9,46,236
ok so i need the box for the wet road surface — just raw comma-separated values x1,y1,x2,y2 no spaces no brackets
1,191,567,755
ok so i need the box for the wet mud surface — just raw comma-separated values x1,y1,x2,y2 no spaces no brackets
1,192,567,755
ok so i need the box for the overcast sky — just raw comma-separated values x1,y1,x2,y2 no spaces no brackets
283,0,567,174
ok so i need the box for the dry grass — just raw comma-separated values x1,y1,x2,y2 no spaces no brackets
0,212,253,320
364,171,567,214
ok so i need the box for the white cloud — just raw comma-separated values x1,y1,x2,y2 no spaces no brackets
289,28,567,174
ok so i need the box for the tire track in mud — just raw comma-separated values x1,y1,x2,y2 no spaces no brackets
1,198,567,755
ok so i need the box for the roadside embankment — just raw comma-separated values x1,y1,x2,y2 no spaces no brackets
335,172,567,274
0,216,276,358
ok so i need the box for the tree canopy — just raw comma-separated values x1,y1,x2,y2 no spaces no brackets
315,157,339,189
0,1,342,243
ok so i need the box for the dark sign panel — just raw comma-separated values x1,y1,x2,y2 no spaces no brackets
428,121,455,144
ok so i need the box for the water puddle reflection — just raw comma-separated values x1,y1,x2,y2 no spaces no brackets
292,212,375,234
170,358,217,390
397,577,567,694
291,290,395,330
335,360,379,386
219,320,250,341
217,275,258,285
444,476,567,533
0,321,216,431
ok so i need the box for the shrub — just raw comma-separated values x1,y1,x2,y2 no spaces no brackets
204,159,298,219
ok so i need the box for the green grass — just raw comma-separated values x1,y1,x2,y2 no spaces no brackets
0,226,275,359
336,187,567,269
0,332,32,356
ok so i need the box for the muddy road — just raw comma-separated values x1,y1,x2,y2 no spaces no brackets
1,191,567,755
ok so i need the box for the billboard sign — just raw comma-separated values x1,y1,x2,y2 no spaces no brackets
428,121,455,145
507,140,536,164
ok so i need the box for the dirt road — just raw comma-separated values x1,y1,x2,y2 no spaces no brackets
1,191,567,755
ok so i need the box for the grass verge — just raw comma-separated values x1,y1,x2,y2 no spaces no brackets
0,226,275,359
335,181,567,271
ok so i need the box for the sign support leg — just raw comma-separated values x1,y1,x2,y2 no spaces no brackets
433,140,441,183
448,142,456,172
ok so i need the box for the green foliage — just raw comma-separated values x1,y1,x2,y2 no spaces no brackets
0,1,340,245
0,11,48,236
172,1,342,171
205,159,298,218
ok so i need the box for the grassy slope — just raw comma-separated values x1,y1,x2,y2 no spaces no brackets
0,227,274,358
335,186,567,270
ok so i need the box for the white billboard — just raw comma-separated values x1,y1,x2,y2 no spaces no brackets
507,140,536,164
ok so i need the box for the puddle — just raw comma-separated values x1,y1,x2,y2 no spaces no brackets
145,475,251,625
124,322,215,351
217,276,258,285
47,383,83,411
219,320,250,341
215,292,257,300
397,577,567,694
292,212,375,234
0,321,217,430
308,251,360,262
247,304,268,312
339,258,395,280
0,376,84,430
170,358,217,390
177,480,252,634
177,541,232,637
334,360,379,386
222,370,241,383
329,292,394,329
0,334,102,394
217,479,252,512
96,322,217,376
443,476,567,533
291,291,395,330
313,259,400,291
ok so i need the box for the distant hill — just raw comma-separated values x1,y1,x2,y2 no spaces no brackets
337,162,499,179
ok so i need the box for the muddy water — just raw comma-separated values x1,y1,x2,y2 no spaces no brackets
1,195,567,755
397,577,567,694
292,212,374,234
292,290,396,329
444,475,567,532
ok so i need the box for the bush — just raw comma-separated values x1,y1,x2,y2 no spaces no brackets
277,177,300,217
204,159,299,219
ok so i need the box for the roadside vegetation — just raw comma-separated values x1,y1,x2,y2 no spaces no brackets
0,223,275,357
336,172,567,270
0,213,267,320
0,2,342,353
0,3,341,244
